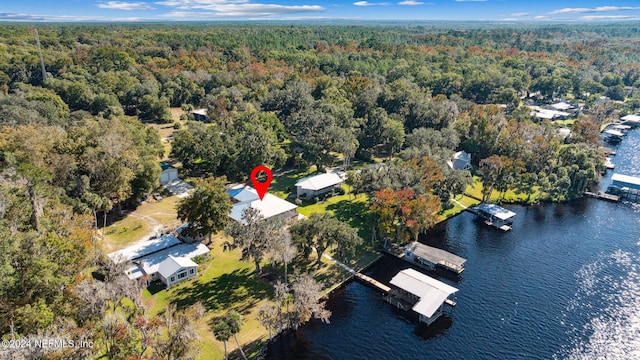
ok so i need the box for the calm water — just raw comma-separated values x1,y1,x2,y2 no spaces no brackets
267,129,640,360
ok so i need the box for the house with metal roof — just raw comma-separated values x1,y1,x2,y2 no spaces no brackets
447,150,472,171
295,172,344,199
227,185,299,224
156,255,199,288
385,268,458,326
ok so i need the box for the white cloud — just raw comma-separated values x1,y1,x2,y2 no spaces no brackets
353,1,374,5
580,15,639,20
534,15,550,20
550,6,640,15
164,4,324,17
510,12,529,17
399,0,424,5
0,12,145,21
97,1,156,10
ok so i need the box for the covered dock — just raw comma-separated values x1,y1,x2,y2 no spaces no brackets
403,242,466,274
469,203,516,231
384,268,458,326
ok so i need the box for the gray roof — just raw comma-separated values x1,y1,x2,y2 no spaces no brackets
405,242,466,268
474,203,516,221
389,269,458,318
157,255,198,279
448,150,471,170
137,242,209,276
295,172,343,191
108,234,182,262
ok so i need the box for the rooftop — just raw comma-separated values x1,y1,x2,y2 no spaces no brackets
160,162,175,171
621,114,640,122
405,242,466,268
137,242,209,276
389,268,458,318
473,203,516,221
192,108,208,116
227,185,298,224
157,255,198,279
611,173,640,187
295,172,344,191
108,234,182,262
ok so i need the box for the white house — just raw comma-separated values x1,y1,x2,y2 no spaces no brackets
295,172,344,199
386,268,458,326
227,185,299,224
160,162,179,185
447,150,472,171
156,255,199,288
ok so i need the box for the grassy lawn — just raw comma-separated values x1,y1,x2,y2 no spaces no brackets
142,235,273,360
465,176,540,204
438,194,481,219
102,195,182,252
269,166,316,199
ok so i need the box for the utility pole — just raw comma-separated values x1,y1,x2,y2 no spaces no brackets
34,28,47,82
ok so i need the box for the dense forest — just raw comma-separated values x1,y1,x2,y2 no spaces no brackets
1,23,637,358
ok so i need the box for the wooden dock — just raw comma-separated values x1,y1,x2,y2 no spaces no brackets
584,191,620,202
355,273,391,293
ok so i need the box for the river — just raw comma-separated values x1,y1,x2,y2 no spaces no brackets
267,128,640,360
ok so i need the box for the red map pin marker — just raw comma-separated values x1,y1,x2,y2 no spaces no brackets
250,165,273,201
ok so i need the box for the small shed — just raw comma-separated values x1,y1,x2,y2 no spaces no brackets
295,172,344,199
160,162,179,185
447,150,472,171
386,268,458,326
191,108,208,122
157,255,198,288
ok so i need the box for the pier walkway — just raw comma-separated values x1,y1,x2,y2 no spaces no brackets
323,254,390,293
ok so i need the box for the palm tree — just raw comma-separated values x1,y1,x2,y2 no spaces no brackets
226,311,248,360
213,320,232,360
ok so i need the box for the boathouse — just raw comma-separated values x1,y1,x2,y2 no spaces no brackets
470,203,516,231
403,242,466,274
611,173,640,191
385,268,458,326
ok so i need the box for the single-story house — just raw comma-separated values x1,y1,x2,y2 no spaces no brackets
447,150,472,171
160,162,179,185
191,108,208,122
227,185,299,224
108,232,209,287
385,268,458,326
156,255,198,288
295,172,344,199
547,101,577,113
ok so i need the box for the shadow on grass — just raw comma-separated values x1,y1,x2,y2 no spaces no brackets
147,281,166,295
172,268,272,313
326,198,371,239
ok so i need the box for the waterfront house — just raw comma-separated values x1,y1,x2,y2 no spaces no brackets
385,268,458,326
227,184,299,224
295,172,344,199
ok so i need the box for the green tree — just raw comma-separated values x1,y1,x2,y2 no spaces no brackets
290,213,362,266
213,320,232,360
177,176,232,243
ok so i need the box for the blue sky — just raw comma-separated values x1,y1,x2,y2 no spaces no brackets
2,1,640,21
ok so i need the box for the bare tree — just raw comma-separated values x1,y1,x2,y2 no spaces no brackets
267,228,297,285
290,273,331,331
